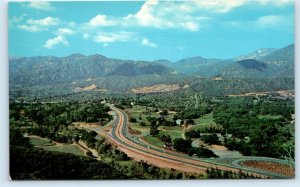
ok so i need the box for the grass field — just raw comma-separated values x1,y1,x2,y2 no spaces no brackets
192,113,221,131
44,145,85,156
127,105,175,125
29,136,85,156
144,136,165,147
29,136,53,146
159,130,183,140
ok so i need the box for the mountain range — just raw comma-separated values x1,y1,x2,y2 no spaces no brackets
9,44,294,94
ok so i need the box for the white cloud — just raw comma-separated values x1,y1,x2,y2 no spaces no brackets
94,32,134,43
224,14,292,31
194,0,247,13
18,17,61,32
258,0,294,6
44,35,69,49
9,14,28,24
193,0,293,13
83,33,90,40
181,21,199,31
27,17,60,26
57,28,76,35
256,15,288,28
29,2,55,11
141,38,157,48
89,14,116,27
120,0,208,31
17,24,46,32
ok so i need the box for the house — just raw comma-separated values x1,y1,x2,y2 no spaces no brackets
176,119,182,125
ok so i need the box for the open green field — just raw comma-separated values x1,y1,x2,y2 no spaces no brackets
43,145,85,156
143,136,165,147
127,105,176,125
29,136,85,156
192,113,221,131
29,136,54,146
159,130,183,140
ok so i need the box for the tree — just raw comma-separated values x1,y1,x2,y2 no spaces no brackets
200,134,221,145
139,122,146,126
160,110,168,116
186,119,195,125
185,130,200,139
129,117,137,123
173,138,191,153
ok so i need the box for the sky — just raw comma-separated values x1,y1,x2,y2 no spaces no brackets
8,0,294,61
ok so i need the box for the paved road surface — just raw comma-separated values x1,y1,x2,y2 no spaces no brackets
105,105,293,178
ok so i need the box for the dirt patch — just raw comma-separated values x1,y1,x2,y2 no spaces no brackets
131,84,180,94
73,122,101,128
101,126,112,132
241,160,294,177
128,127,141,135
74,84,107,92
210,145,228,151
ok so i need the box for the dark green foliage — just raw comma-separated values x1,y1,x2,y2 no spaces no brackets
160,110,168,116
224,138,252,156
139,121,146,126
186,119,195,125
185,129,200,139
10,146,127,180
189,147,218,158
236,59,267,71
9,101,111,144
158,134,172,143
214,97,294,158
129,117,137,123
173,138,192,153
179,107,211,119
150,126,159,136
191,78,294,97
206,168,257,179
200,134,221,145
10,128,32,148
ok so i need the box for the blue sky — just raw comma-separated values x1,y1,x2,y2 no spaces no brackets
8,0,294,61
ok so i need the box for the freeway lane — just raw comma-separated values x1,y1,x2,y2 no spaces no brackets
105,105,293,178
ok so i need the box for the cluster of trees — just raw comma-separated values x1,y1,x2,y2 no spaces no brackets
10,101,112,143
213,97,294,159
206,168,259,179
185,129,201,139
178,107,212,119
173,138,217,158
200,134,221,145
10,128,202,179
157,134,172,143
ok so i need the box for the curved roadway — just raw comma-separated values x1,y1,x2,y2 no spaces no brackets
104,105,292,179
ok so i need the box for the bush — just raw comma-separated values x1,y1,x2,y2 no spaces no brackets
185,130,200,139
200,134,221,145
139,122,146,126
129,117,137,123
173,138,191,153
189,147,218,158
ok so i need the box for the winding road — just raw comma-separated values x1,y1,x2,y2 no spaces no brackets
103,105,293,178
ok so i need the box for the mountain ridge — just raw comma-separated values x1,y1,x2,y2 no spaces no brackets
9,43,294,92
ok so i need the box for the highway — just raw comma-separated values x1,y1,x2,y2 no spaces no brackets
105,105,293,178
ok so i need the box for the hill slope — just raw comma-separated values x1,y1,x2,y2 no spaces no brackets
9,54,174,85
